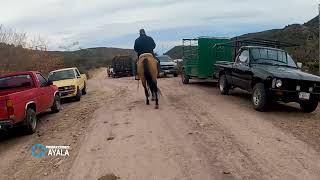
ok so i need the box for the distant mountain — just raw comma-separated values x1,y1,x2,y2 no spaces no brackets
165,16,319,72
165,45,183,59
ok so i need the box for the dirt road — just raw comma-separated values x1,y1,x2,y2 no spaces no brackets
1,69,320,180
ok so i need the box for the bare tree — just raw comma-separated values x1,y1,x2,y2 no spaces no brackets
0,24,27,47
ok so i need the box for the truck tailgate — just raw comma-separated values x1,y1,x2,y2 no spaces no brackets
0,97,8,120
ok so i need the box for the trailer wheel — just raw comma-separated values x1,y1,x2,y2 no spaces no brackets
219,75,230,95
24,108,37,134
181,71,189,84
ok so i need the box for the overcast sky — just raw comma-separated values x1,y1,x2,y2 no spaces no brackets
0,0,318,53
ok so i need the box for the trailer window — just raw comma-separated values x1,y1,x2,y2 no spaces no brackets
0,75,33,90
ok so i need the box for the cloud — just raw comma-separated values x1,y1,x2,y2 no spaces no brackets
0,0,318,51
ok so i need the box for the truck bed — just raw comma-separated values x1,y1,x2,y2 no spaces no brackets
0,88,36,122
0,97,7,120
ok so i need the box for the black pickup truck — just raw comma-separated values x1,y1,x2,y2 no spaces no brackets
215,46,320,112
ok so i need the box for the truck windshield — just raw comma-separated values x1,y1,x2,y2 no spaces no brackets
0,75,33,90
48,70,75,81
250,48,297,68
158,56,173,62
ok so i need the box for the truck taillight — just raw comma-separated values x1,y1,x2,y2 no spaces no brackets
6,99,14,118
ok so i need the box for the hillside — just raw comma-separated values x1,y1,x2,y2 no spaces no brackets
239,16,318,63
165,16,319,72
0,43,64,76
0,45,136,76
49,47,136,75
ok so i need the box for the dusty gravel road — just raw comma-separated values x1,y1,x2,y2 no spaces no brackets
1,69,320,180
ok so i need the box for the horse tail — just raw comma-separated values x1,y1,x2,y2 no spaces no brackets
143,58,160,96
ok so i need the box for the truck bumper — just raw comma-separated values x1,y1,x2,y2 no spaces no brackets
59,90,77,99
161,69,177,75
0,120,14,130
270,89,320,102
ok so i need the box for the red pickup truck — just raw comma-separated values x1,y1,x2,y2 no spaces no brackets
0,71,61,134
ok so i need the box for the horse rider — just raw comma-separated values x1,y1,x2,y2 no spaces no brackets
134,29,160,79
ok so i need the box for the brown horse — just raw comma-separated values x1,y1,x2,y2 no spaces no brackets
137,53,161,109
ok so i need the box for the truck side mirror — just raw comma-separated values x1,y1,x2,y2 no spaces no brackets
47,80,53,86
297,62,302,69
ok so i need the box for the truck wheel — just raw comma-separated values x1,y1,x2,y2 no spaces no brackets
24,108,37,134
181,71,189,84
219,75,230,95
174,73,178,77
82,84,87,95
75,87,82,101
300,96,319,113
51,95,61,113
252,83,269,111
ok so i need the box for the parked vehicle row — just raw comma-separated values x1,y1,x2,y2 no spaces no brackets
107,55,179,78
181,37,320,113
0,67,87,134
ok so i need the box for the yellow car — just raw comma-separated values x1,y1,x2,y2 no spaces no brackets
48,68,87,101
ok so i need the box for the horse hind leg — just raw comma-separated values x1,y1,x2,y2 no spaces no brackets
144,87,150,105
154,87,159,109
151,92,156,101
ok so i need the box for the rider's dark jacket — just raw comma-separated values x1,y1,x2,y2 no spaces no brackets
134,34,156,57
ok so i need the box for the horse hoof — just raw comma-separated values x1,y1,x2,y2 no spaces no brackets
146,102,150,105
155,105,159,109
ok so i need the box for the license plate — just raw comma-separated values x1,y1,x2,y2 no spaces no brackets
164,70,170,73
299,92,310,100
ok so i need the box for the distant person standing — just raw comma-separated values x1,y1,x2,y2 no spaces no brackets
133,29,157,79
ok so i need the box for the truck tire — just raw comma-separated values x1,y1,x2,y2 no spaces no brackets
24,108,37,134
51,94,61,113
75,87,82,101
300,96,319,113
219,75,230,95
82,83,87,95
181,71,189,84
252,83,269,111
174,73,178,77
